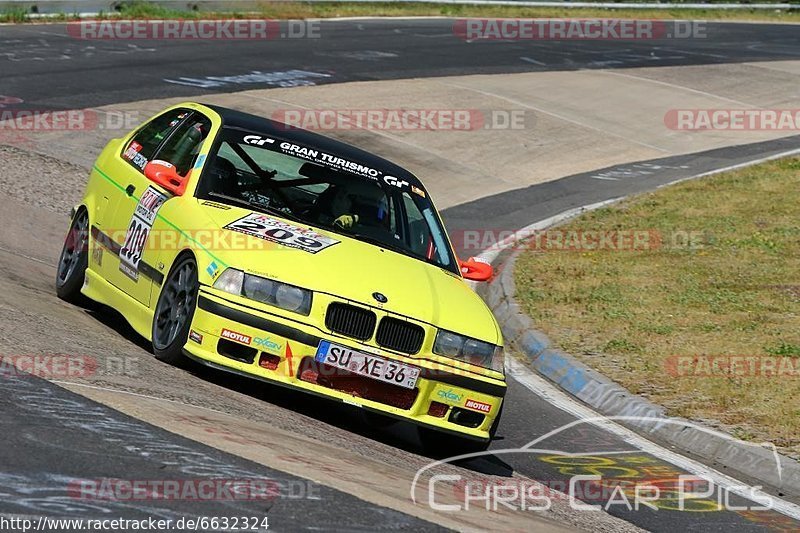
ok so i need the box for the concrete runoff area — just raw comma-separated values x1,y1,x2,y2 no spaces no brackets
7,60,800,211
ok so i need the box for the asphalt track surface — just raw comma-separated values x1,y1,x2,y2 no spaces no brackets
2,18,800,532
1,20,800,109
0,370,443,531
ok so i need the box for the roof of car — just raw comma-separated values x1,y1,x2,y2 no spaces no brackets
204,103,425,189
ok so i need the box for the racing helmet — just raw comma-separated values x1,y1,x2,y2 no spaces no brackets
331,179,390,228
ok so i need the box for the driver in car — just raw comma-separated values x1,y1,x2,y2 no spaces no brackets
325,182,390,232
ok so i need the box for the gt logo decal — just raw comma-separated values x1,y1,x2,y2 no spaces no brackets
383,175,409,188
243,135,275,146
220,329,252,345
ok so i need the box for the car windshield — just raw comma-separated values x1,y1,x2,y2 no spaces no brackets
196,127,458,274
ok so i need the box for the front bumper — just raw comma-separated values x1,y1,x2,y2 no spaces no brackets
185,288,506,441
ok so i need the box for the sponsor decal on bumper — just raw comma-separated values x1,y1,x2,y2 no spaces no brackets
465,398,492,413
220,328,252,345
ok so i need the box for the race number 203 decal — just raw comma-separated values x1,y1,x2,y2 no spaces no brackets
119,186,168,281
224,213,339,254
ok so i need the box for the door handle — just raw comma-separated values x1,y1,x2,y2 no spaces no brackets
125,184,136,197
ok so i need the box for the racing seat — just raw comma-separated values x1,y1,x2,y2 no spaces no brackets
208,157,241,198
162,121,208,176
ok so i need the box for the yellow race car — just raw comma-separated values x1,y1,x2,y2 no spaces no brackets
56,102,505,451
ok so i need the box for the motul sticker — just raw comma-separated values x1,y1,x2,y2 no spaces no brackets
220,328,252,345
465,399,492,413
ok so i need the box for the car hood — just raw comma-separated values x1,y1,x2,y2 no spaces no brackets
196,202,500,344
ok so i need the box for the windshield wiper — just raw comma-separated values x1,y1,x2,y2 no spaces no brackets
206,192,303,223
342,230,454,272
343,231,418,260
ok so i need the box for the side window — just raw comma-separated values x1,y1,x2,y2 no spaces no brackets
154,114,212,177
122,109,190,172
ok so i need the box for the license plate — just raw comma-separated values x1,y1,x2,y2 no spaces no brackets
315,340,420,390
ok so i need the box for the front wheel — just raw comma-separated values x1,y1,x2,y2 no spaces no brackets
56,209,89,303
152,255,198,364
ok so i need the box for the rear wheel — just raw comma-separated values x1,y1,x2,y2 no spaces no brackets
56,209,89,303
152,255,198,364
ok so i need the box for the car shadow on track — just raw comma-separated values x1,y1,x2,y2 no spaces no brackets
187,360,515,478
80,301,515,478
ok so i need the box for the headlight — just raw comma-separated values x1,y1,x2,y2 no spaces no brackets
214,268,244,294
433,329,504,373
213,268,312,315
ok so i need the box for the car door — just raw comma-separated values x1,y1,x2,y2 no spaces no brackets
104,108,210,307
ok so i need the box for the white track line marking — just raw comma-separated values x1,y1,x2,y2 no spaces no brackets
441,81,669,153
600,70,756,107
507,358,800,521
0,244,54,267
474,198,622,267
474,145,800,266
656,145,800,189
520,56,546,66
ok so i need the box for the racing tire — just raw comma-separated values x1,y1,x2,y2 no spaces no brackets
152,254,198,364
56,209,89,303
419,405,503,456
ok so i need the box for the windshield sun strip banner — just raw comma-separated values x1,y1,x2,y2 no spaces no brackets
239,134,426,195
